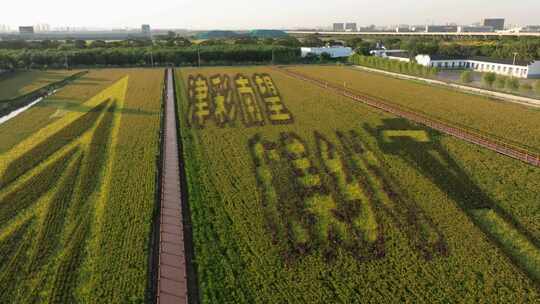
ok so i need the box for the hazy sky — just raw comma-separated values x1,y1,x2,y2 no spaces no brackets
2,0,539,30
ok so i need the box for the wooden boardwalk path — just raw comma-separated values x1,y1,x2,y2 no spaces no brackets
273,66,540,168
156,68,189,304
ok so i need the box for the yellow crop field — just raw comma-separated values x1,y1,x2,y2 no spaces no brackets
0,70,79,100
285,65,540,152
0,68,163,303
176,66,540,303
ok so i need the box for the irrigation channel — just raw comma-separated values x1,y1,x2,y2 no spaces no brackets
156,68,193,304
272,66,540,168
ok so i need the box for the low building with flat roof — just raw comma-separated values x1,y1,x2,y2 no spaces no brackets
416,54,540,78
301,46,353,58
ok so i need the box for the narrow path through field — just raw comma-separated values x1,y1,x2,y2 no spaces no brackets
273,66,540,167
156,68,189,304
351,65,540,108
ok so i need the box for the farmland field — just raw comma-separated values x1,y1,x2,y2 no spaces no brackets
0,70,79,100
176,66,540,303
0,68,163,302
285,65,540,152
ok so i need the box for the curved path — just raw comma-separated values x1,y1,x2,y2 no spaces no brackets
156,68,189,304
273,66,540,167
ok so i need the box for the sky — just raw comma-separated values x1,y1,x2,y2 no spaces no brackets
2,0,539,30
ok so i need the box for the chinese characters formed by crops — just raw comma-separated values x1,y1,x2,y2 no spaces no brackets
249,130,448,262
187,73,293,128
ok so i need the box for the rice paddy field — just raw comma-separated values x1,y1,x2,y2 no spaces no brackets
285,65,540,152
0,68,163,303
0,70,79,101
1,64,540,303
176,66,540,303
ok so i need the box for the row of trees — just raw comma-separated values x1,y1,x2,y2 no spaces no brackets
0,45,301,69
0,36,308,50
398,37,540,61
460,70,540,95
348,54,439,78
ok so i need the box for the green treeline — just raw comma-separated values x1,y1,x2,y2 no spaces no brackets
348,54,439,78
0,45,300,69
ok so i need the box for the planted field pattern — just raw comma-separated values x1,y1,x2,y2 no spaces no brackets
0,69,163,302
0,70,79,101
177,67,540,303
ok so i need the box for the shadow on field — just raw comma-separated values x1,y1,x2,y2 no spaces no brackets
35,99,157,116
365,118,540,280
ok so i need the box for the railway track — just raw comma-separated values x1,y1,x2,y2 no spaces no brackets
272,66,540,168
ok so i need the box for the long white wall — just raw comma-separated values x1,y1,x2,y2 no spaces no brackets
415,55,535,79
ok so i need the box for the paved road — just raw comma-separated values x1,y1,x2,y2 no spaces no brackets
157,68,189,304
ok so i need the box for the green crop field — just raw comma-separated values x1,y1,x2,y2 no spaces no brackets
176,66,540,303
0,70,79,100
0,68,163,302
285,65,540,152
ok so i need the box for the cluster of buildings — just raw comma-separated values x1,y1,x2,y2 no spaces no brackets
330,18,540,34
0,24,154,40
372,49,540,79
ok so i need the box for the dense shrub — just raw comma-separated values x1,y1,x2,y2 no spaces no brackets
505,77,520,91
460,71,473,83
482,72,496,88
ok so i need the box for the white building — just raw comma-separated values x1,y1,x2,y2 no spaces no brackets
415,54,540,79
301,46,353,58
370,49,411,62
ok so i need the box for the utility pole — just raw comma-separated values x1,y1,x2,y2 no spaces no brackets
198,46,201,67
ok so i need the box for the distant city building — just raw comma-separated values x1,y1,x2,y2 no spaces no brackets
333,23,345,32
301,46,352,58
520,25,540,33
396,26,411,33
411,25,426,32
458,26,494,33
416,54,540,79
0,24,10,33
19,26,34,35
141,24,151,35
425,25,458,33
34,24,51,32
345,23,357,32
483,18,505,31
